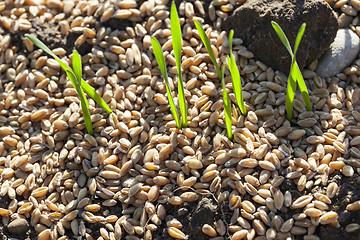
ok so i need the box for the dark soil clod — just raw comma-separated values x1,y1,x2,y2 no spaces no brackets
222,0,338,73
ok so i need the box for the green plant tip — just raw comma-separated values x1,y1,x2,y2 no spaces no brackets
228,29,247,116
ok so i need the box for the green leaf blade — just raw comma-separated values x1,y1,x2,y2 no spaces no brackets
221,65,233,140
294,23,306,57
272,21,312,121
229,30,234,53
178,75,187,128
228,30,246,116
72,50,82,84
25,34,72,72
171,1,187,128
171,1,182,74
227,55,246,116
286,72,297,121
194,20,221,80
271,21,293,58
80,80,112,114
151,36,181,129
292,62,312,111
66,69,93,135
25,34,112,114
166,81,181,129
151,37,168,80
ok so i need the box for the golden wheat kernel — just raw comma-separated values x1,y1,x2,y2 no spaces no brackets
291,195,313,209
314,193,332,204
347,200,360,211
319,211,338,225
241,200,256,213
38,229,51,240
201,224,217,237
304,208,322,218
232,229,248,240
168,227,187,239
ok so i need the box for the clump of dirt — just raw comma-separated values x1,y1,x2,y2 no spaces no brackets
0,195,11,209
84,197,123,239
0,196,34,239
84,221,103,239
98,17,132,33
153,197,224,240
2,17,92,55
29,19,93,55
189,197,219,239
317,173,360,240
0,226,36,240
0,218,36,240
222,0,338,73
27,21,67,50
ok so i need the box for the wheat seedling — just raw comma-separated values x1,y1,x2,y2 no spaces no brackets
194,21,233,140
227,29,247,116
171,1,187,128
150,1,189,129
151,37,181,129
25,34,113,134
271,21,312,121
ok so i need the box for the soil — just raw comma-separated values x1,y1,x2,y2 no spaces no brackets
0,196,34,240
153,196,228,240
0,226,36,240
317,173,360,240
84,196,124,239
5,11,135,56
4,18,91,56
96,17,132,36
222,0,338,73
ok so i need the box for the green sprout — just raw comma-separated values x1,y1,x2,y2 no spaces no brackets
151,1,188,129
227,30,246,116
194,21,233,140
194,21,221,79
221,65,233,140
25,34,112,135
170,1,187,128
271,21,312,121
151,37,181,129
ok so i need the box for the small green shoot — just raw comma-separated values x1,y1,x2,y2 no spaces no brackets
151,36,181,129
221,65,233,140
194,20,221,80
227,30,246,116
24,34,112,116
24,34,113,134
194,21,233,140
171,1,187,128
271,21,312,121
70,51,93,135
